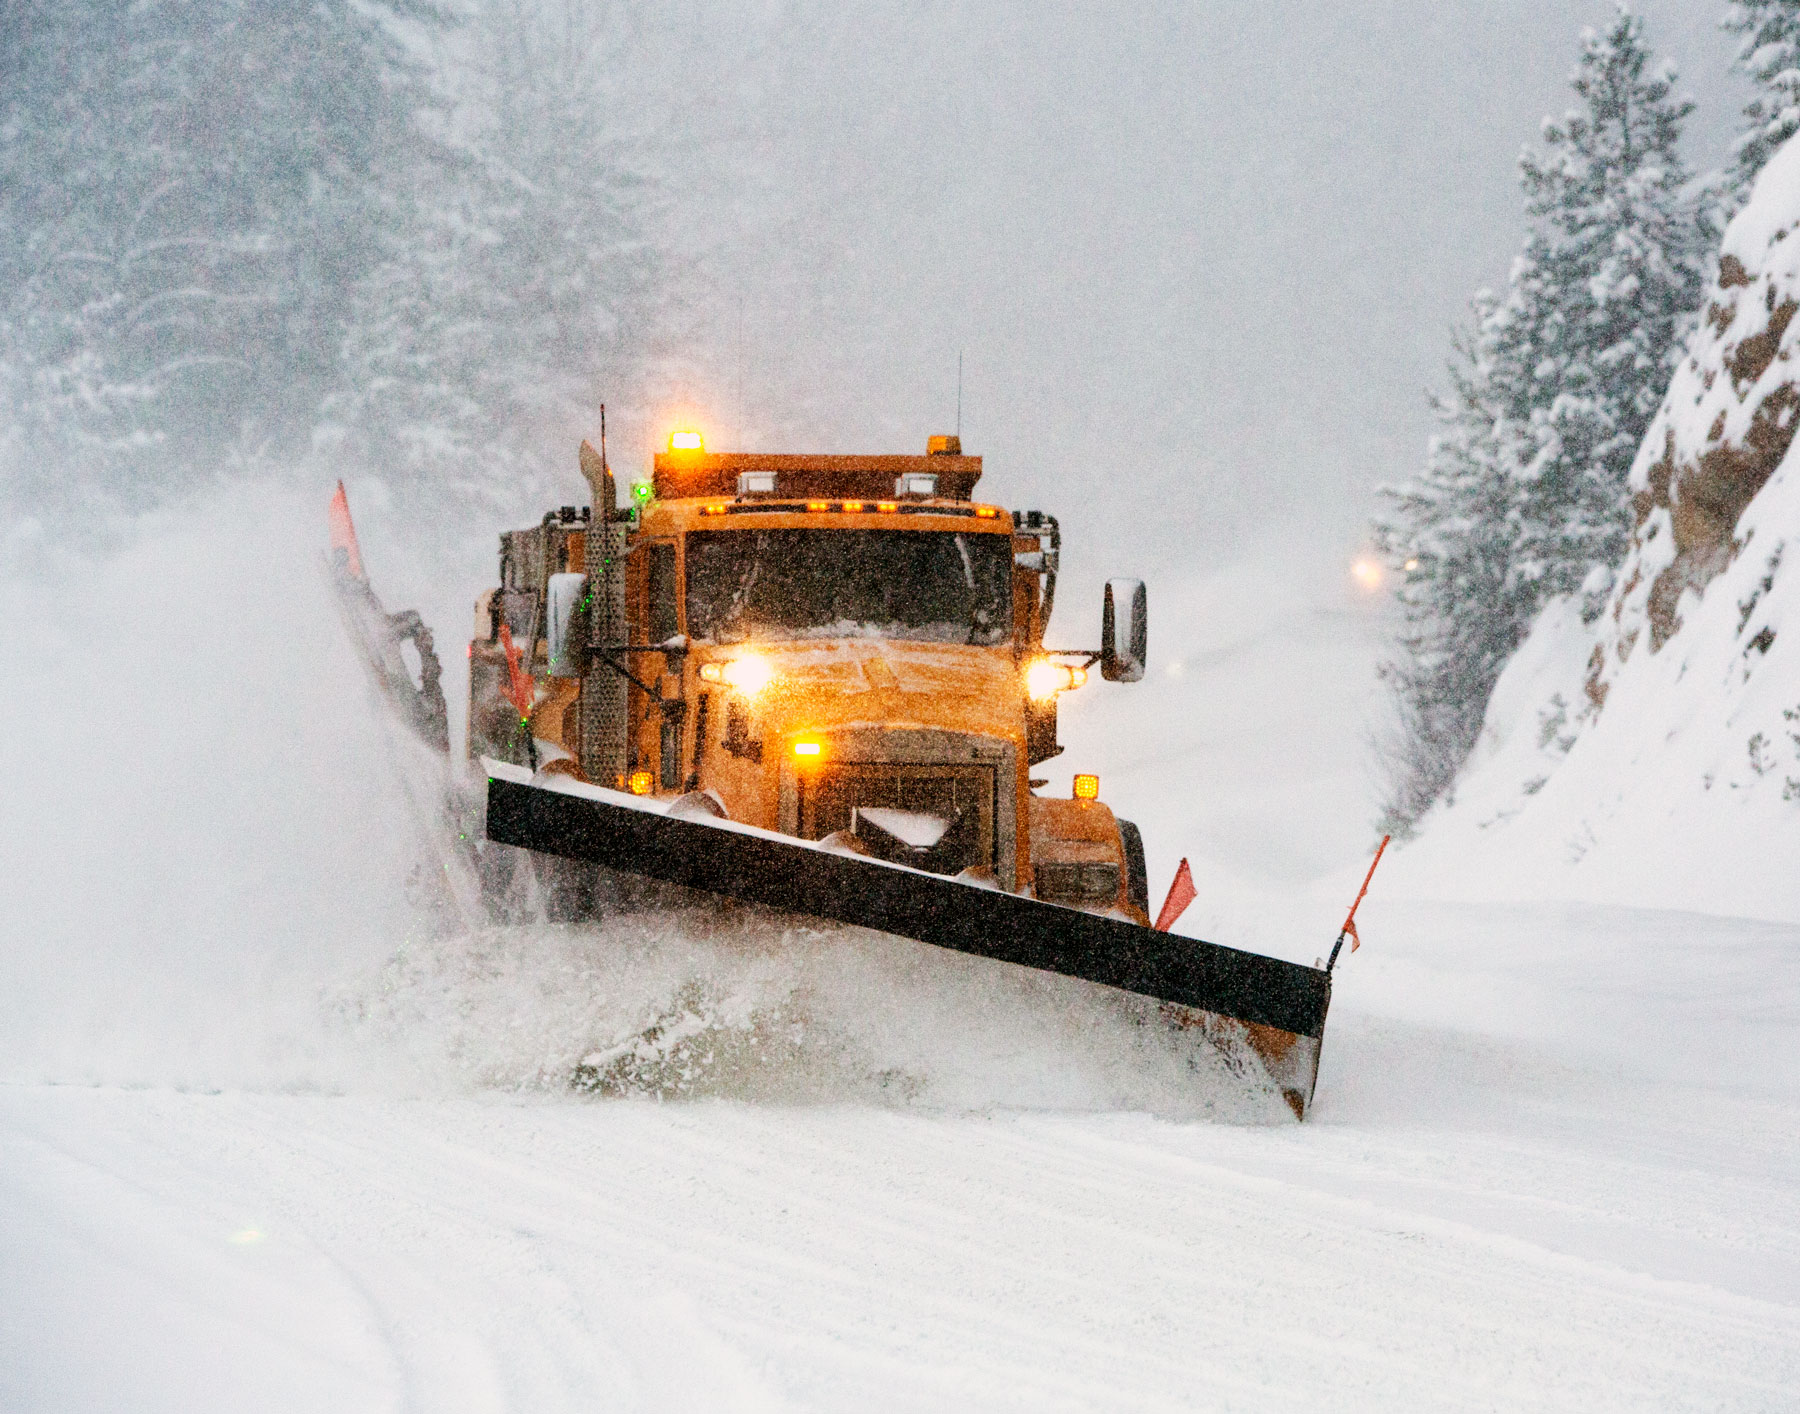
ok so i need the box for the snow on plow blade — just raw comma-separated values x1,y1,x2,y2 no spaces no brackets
483,763,1332,1117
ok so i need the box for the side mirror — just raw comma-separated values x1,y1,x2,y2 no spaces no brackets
546,572,587,678
1101,578,1147,682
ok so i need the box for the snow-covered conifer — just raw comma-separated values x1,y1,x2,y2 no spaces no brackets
1374,277,1543,830
326,0,669,527
1375,5,1711,828
1508,5,1712,615
0,2,438,516
1725,0,1800,194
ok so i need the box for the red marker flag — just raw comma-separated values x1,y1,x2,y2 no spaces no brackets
497,622,535,719
327,480,366,581
1154,857,1197,933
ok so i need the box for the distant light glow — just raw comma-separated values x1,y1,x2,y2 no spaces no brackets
1351,558,1384,591
1404,558,1420,572
228,1229,264,1245
1073,773,1100,801
668,429,704,452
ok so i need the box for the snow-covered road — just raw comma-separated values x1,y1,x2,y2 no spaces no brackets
4,517,1796,1410
5,898,1796,1413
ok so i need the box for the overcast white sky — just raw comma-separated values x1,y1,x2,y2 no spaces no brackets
602,2,1747,582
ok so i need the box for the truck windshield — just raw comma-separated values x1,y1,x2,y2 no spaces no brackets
685,528,1012,646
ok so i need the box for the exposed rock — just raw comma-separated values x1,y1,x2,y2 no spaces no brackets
1591,144,1800,692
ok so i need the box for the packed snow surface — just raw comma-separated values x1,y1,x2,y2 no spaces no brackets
2,498,1796,1410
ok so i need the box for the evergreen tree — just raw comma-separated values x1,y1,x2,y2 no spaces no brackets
1509,5,1712,613
1724,0,1800,194
1374,5,1710,829
0,2,438,517
325,0,669,527
1373,278,1543,830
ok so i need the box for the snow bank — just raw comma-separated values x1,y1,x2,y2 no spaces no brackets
1390,136,1800,921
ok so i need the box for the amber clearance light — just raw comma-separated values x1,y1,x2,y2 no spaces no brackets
1073,773,1100,801
628,770,655,795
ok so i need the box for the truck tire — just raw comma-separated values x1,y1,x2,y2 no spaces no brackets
1117,818,1149,919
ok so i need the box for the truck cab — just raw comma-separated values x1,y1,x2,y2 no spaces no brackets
468,433,1150,922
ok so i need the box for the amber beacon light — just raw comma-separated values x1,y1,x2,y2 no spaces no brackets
1072,773,1100,800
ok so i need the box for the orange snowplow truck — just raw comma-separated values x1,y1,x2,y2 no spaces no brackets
467,432,1154,921
329,430,1334,1115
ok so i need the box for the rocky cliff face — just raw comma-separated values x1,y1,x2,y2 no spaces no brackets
1596,141,1800,679
1389,137,1800,923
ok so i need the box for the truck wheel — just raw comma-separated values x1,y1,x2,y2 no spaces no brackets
1117,818,1150,919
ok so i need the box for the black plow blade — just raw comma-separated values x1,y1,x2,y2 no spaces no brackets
483,765,1332,1117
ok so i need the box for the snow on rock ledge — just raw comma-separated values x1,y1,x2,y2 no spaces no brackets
1391,137,1800,922
1596,136,1800,679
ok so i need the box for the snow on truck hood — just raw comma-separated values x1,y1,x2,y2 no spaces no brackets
741,641,1024,739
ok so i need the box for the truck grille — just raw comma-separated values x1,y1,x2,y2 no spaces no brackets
797,762,997,876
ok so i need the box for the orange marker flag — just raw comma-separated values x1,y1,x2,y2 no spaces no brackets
327,480,366,581
1154,858,1197,933
497,623,535,719
1326,834,1390,973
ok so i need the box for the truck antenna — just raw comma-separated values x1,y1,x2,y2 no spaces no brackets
956,350,963,439
599,403,608,474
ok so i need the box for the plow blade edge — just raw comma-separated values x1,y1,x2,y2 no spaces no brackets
484,768,1331,1116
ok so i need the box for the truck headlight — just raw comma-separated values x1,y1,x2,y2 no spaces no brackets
699,654,774,698
1025,658,1085,702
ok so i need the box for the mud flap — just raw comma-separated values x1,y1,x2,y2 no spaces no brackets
483,763,1332,1117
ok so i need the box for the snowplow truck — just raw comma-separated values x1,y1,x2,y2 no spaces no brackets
329,433,1333,1116
471,434,1153,920
449,432,1333,1117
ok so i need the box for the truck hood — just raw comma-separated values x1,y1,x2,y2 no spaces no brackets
744,641,1024,743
